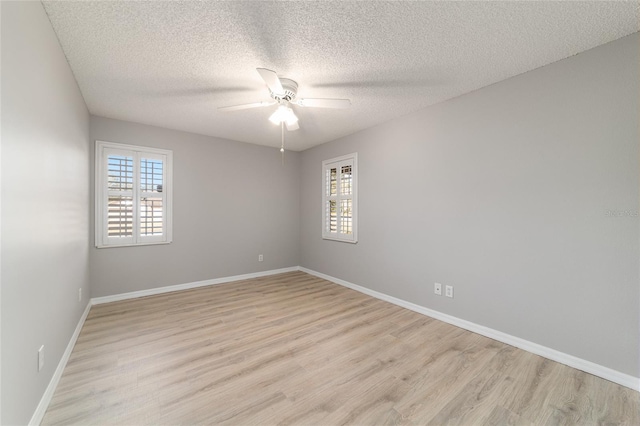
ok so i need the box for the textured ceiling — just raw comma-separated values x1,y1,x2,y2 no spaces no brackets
42,1,639,151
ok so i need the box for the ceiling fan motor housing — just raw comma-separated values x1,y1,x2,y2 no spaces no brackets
271,78,298,101
218,68,350,114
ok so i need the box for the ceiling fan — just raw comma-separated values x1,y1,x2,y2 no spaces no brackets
218,68,351,131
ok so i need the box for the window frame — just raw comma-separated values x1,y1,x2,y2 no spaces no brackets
322,152,358,243
95,140,173,248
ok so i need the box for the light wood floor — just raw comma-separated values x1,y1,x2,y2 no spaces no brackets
42,271,639,425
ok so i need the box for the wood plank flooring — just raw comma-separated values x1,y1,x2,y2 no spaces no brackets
42,271,639,425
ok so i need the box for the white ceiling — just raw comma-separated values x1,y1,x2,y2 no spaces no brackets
42,1,639,151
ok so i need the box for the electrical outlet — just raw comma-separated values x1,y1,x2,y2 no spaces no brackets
434,282,442,296
445,285,454,298
38,345,45,372
258,254,263,262
78,288,82,302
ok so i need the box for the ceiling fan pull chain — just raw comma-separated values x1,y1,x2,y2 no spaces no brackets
280,121,285,166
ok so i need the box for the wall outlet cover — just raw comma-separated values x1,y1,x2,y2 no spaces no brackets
38,345,45,371
434,282,442,296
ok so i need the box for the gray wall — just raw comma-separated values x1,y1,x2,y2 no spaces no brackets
300,34,639,377
1,2,91,424
89,116,300,297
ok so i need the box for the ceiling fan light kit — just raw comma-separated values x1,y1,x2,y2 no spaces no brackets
268,104,298,126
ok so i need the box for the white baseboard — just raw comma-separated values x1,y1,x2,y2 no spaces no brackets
91,267,299,305
299,267,640,392
29,301,92,426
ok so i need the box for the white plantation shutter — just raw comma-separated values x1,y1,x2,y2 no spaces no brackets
139,153,166,244
96,141,172,248
105,148,135,245
322,153,357,243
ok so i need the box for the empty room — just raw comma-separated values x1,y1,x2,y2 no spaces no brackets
1,1,639,425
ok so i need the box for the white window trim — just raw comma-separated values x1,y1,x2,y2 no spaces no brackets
95,140,173,248
322,152,358,243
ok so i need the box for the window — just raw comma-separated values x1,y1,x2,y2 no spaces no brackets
95,140,173,248
322,153,357,243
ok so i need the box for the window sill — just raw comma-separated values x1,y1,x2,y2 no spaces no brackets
322,236,358,244
95,241,172,249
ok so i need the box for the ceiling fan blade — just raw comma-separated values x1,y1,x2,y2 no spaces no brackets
218,101,275,112
294,98,351,109
286,120,299,131
256,68,284,94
